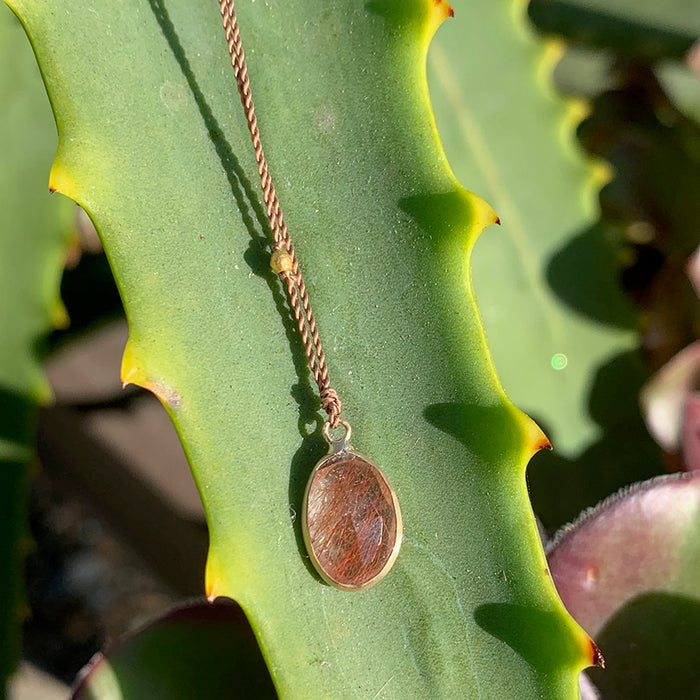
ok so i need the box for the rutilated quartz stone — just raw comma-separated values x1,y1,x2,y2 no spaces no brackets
303,451,401,590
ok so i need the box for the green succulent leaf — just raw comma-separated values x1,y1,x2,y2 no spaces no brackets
0,4,73,689
6,0,595,696
72,600,276,699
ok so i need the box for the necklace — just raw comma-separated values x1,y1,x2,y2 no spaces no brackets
219,1,402,590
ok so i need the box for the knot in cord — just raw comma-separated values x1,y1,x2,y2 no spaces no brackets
320,387,342,428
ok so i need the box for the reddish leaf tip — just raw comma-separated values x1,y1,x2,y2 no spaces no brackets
205,576,223,603
495,216,501,225
48,161,73,197
120,352,143,389
522,415,552,460
532,433,552,453
433,0,454,17
429,0,454,30
590,639,605,668
206,576,217,602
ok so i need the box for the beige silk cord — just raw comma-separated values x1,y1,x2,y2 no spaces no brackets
219,0,343,427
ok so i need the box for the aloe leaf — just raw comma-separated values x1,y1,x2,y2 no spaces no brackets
659,58,700,125
548,472,700,697
428,0,660,529
556,51,700,126
429,0,637,457
0,4,72,689
580,84,700,261
7,0,597,695
551,46,615,99
528,0,699,61
527,0,700,140
72,600,275,699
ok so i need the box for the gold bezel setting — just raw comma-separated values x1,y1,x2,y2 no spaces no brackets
301,422,402,591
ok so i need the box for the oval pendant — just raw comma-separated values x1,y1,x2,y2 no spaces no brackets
302,421,402,591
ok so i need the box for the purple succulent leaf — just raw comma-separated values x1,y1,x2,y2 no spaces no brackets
683,393,700,471
687,41,700,80
640,341,700,453
547,472,700,638
687,245,700,298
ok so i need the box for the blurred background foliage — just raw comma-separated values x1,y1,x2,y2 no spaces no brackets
1,0,698,697
525,0,700,530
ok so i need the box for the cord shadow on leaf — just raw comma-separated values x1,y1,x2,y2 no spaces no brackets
146,0,325,580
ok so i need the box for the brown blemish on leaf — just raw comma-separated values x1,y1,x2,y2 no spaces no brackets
144,381,182,409
121,342,181,408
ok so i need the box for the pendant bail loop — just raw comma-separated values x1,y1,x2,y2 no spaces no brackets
322,418,351,452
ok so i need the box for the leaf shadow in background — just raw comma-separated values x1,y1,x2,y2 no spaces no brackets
532,185,666,530
527,0,697,62
545,222,637,330
527,348,662,531
147,0,326,579
587,592,700,698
